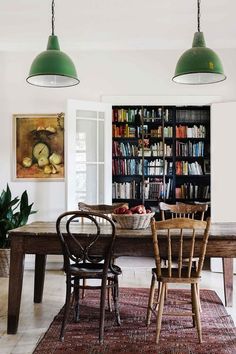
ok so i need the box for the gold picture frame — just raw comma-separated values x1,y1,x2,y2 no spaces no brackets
13,113,64,180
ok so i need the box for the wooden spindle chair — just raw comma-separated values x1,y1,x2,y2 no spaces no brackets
159,202,209,305
146,217,211,344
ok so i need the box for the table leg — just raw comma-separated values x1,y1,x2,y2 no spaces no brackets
222,258,233,307
34,254,47,303
7,245,25,334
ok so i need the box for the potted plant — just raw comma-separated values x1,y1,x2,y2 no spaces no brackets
0,184,36,276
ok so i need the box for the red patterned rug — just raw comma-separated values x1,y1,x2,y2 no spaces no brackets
33,288,236,354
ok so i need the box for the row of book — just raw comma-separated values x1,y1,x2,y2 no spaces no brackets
112,159,142,175
176,125,206,138
112,141,173,157
143,160,173,176
143,108,171,122
176,141,204,157
112,108,138,123
142,178,173,199
112,181,139,199
150,126,173,138
112,124,136,138
176,161,203,175
112,141,139,157
175,183,210,199
112,178,173,200
176,109,209,123
143,142,172,157
113,125,174,139
112,158,173,176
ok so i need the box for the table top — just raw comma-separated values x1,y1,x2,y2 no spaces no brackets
8,221,236,239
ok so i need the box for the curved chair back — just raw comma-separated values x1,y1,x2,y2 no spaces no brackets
56,211,116,273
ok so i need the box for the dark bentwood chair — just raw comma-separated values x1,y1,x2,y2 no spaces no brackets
78,202,128,301
56,211,121,343
146,217,211,344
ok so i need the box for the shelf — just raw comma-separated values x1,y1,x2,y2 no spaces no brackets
175,137,207,141
113,175,142,178
175,156,205,160
175,174,210,177
113,156,142,159
144,174,173,178
113,137,139,141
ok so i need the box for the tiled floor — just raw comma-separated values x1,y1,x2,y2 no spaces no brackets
0,257,235,354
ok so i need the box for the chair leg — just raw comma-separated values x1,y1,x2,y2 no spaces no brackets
99,278,107,344
81,278,86,299
192,283,202,343
107,279,112,312
113,275,121,325
60,275,72,341
146,274,156,325
196,283,202,313
155,282,166,344
74,277,80,322
191,283,196,327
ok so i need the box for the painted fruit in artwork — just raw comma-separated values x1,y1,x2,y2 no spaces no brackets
22,157,32,168
38,156,49,167
49,153,62,165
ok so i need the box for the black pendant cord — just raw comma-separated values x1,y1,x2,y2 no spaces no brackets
197,0,201,32
51,0,55,36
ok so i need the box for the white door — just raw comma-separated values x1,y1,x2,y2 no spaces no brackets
66,99,112,210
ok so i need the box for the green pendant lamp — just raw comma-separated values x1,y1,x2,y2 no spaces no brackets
27,0,79,88
172,0,226,84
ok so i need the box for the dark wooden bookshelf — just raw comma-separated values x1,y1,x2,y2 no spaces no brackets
112,105,210,211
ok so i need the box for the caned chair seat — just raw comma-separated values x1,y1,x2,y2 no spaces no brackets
70,263,122,278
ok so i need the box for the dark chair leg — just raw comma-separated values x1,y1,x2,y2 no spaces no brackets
107,279,112,312
74,277,80,322
99,278,107,344
82,278,86,299
113,275,121,326
60,275,72,341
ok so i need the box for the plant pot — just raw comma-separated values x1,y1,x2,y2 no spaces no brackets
0,248,10,277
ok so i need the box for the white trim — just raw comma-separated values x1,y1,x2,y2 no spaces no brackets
101,95,222,106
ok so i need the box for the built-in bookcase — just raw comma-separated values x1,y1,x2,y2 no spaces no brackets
112,105,210,214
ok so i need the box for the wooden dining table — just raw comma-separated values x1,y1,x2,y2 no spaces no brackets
7,221,236,335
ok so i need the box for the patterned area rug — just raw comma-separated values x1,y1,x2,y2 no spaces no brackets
33,288,236,354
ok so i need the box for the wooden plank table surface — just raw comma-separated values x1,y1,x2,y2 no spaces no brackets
7,221,236,334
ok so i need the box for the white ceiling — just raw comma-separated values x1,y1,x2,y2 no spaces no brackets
0,0,235,51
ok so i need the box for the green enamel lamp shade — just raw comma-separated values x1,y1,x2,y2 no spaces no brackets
27,35,79,88
172,32,226,84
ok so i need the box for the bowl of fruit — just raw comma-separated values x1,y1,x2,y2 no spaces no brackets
112,205,155,229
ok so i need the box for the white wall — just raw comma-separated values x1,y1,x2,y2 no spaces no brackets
1,48,236,222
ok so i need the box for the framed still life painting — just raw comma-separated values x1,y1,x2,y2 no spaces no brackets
13,113,64,180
